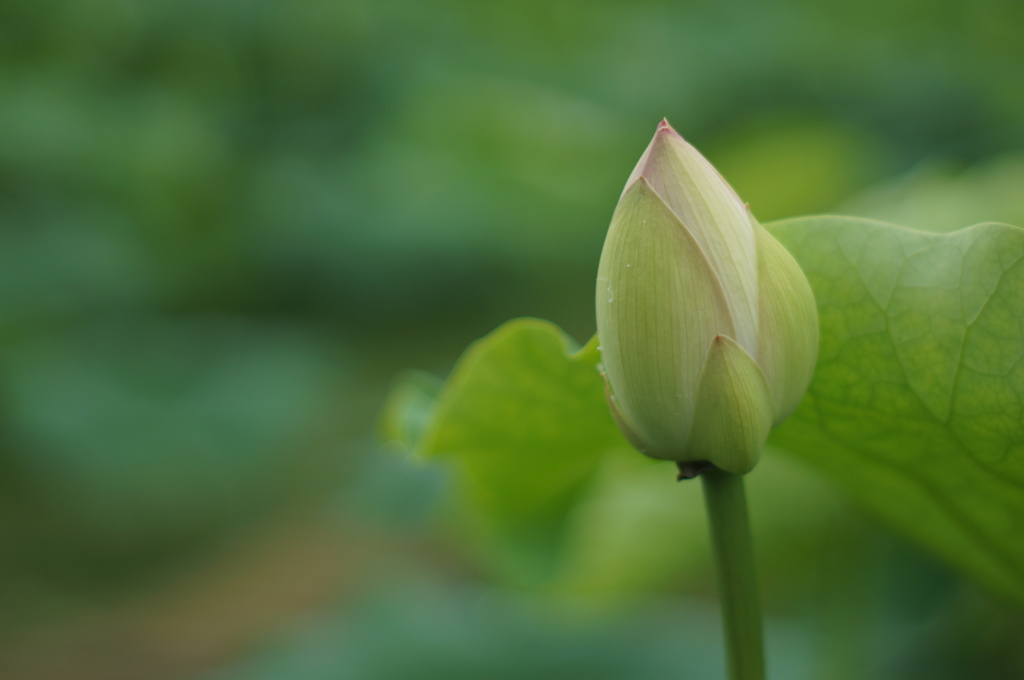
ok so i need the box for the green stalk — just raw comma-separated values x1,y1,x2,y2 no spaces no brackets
701,467,765,680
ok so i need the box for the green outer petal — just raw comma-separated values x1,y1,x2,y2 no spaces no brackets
596,178,733,458
687,335,775,474
626,128,759,355
755,218,819,423
600,372,654,457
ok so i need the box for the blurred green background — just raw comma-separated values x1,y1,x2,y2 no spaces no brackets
1,0,1023,678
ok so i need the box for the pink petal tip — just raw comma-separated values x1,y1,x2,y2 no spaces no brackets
656,118,680,136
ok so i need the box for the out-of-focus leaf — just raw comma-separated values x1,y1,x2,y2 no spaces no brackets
202,586,790,680
839,153,1024,233
383,320,626,584
0,319,345,578
379,371,443,453
709,115,885,222
770,216,1024,604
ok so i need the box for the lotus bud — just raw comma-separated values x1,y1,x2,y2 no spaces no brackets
595,119,818,476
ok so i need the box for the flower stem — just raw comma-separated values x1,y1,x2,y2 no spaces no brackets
701,467,765,680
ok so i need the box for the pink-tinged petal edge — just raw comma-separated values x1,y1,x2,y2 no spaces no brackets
657,118,681,137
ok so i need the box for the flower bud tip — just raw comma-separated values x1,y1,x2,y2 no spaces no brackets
656,118,681,137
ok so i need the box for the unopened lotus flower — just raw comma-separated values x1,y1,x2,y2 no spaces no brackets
596,119,818,476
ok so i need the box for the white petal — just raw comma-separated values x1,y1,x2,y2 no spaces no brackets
596,178,734,458
754,220,820,422
686,335,775,474
625,123,759,356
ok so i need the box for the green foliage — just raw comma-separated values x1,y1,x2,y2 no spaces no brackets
0,320,345,581
203,586,751,680
771,216,1024,603
388,321,626,584
841,153,1024,233
386,217,1024,604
